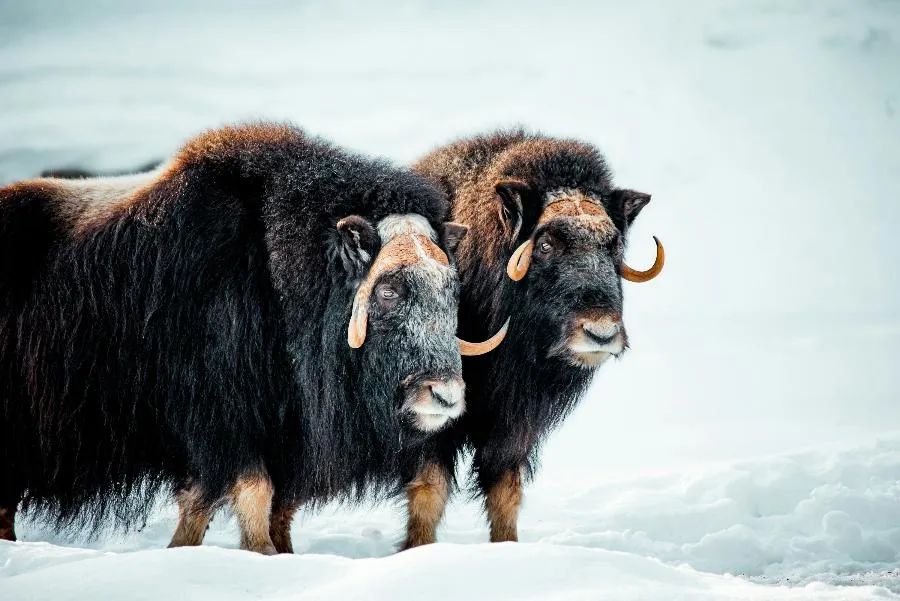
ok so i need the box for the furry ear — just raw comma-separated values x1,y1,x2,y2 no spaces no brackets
494,179,530,239
335,215,380,285
441,222,469,256
610,189,652,227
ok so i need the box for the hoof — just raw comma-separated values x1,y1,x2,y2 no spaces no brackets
245,543,278,555
398,538,432,552
270,533,294,554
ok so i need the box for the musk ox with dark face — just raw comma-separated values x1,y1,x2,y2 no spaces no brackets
503,187,662,368
0,123,506,553
392,129,664,548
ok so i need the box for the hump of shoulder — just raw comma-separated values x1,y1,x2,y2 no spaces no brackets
412,128,533,185
171,122,311,170
493,134,612,191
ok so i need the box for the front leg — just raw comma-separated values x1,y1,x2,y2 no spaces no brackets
401,462,451,550
484,468,523,542
230,471,277,555
473,442,528,543
169,472,277,555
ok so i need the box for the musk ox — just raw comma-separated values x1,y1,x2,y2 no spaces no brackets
0,123,507,553
388,129,665,548
172,128,664,553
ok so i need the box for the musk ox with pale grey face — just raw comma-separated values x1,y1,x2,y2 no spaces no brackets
0,123,506,554
340,211,505,433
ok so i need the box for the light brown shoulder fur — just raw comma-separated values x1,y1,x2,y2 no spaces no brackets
0,169,161,235
172,123,301,169
0,123,306,237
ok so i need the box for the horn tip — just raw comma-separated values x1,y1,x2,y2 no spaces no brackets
507,267,526,282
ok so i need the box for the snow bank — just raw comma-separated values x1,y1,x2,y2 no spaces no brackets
2,540,896,601
1,1,898,466
7,434,900,598
530,434,900,590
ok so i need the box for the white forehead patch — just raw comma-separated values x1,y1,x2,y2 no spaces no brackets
376,213,436,244
376,213,449,279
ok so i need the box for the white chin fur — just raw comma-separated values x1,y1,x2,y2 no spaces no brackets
404,379,465,432
411,411,452,433
569,339,623,355
408,400,464,432
568,350,612,368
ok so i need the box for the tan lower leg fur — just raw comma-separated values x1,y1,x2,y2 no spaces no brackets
401,463,449,550
168,485,211,548
231,472,277,555
486,469,522,543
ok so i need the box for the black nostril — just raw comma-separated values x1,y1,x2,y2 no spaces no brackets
429,386,456,409
582,326,619,346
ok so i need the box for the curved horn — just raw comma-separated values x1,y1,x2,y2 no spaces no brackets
458,318,510,356
347,291,369,348
622,236,665,283
506,240,533,281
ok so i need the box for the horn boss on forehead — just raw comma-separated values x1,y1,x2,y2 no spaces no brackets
504,194,664,283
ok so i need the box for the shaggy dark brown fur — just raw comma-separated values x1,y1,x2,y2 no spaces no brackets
0,122,473,551
397,128,660,546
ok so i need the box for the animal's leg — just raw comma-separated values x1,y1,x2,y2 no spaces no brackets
0,477,22,542
401,462,450,550
230,472,277,555
473,443,527,543
0,504,17,542
269,500,297,554
168,483,212,548
484,468,523,542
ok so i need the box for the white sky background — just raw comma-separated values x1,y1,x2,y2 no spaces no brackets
1,0,899,477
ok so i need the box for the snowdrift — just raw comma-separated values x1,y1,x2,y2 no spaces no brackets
4,435,900,599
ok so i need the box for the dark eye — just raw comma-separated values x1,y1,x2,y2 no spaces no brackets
375,282,404,310
535,235,554,255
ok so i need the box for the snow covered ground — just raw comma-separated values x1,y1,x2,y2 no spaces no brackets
5,435,900,599
1,0,899,599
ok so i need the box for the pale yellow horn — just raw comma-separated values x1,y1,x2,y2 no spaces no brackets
347,291,369,348
506,240,533,281
623,236,665,283
457,318,510,356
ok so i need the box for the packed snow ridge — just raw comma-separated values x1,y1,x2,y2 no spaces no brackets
3,434,900,600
